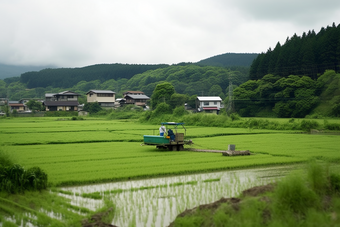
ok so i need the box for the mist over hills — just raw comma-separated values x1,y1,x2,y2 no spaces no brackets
0,63,54,80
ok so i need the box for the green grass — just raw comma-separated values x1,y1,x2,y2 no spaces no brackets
1,117,339,186
170,162,340,226
0,190,114,227
1,116,339,226
192,133,340,160
5,142,305,186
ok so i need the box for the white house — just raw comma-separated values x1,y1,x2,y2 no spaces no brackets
196,96,223,114
86,90,116,108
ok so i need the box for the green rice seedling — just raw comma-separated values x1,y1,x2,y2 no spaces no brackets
203,178,220,183
82,192,102,200
51,188,73,195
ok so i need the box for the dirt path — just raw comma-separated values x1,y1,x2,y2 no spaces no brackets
81,207,117,227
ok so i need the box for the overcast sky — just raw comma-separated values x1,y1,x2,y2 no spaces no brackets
1,0,339,68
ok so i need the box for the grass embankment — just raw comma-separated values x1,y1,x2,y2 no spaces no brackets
170,161,340,227
140,111,340,131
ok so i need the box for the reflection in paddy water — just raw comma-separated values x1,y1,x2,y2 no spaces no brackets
61,165,295,227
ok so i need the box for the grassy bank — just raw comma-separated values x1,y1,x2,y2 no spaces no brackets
170,161,340,227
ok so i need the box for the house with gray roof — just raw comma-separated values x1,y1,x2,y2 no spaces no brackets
124,94,150,107
43,91,80,111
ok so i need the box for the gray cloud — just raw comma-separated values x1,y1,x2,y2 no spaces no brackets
0,0,339,67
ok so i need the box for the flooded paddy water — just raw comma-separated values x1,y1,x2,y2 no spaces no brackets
60,165,299,227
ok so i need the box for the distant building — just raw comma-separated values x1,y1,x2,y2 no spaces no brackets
124,94,150,107
123,91,145,97
196,96,223,114
43,91,80,111
86,90,116,108
8,101,25,112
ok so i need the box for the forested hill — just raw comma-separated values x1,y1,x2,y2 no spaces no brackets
20,64,169,89
250,22,340,80
197,53,258,67
18,52,256,89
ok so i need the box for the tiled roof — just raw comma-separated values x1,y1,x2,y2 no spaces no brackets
123,91,144,94
86,90,115,94
9,103,25,107
43,101,79,106
125,94,150,99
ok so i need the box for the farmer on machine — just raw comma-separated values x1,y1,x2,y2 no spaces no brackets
159,125,166,136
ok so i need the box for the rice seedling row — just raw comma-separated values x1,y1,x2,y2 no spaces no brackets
60,166,289,227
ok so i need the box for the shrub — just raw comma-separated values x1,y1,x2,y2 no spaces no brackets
83,102,102,114
307,160,329,195
0,164,48,193
324,122,340,130
44,111,78,117
107,105,142,120
273,172,319,215
152,103,172,116
330,173,340,193
0,149,14,167
71,116,84,120
173,106,188,117
300,120,319,132
230,113,240,121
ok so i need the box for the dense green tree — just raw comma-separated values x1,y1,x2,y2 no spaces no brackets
26,100,44,112
250,23,340,80
151,82,175,109
152,102,172,115
208,84,222,96
83,102,102,114
234,74,320,117
186,95,197,109
0,80,6,97
169,93,188,109
20,64,169,89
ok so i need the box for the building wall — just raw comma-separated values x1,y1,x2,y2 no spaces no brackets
57,96,78,101
46,106,77,111
199,101,221,108
87,93,115,103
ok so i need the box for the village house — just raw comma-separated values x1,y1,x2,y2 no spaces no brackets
86,90,116,108
43,91,80,111
196,96,223,114
124,94,150,107
121,91,150,107
8,101,26,112
123,91,145,96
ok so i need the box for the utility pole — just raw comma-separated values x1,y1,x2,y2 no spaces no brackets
226,80,234,112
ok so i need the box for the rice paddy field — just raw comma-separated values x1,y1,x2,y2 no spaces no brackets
1,116,340,227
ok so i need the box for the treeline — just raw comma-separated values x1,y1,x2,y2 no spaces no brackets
250,22,340,80
18,53,256,90
0,64,249,100
123,64,249,97
234,70,340,118
197,53,258,67
20,63,169,88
